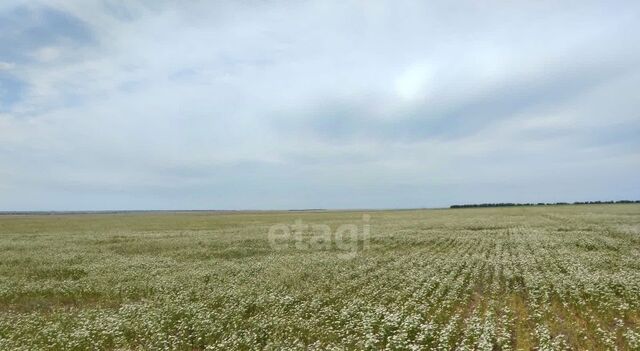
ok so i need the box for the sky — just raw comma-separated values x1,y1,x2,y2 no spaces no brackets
0,0,639,211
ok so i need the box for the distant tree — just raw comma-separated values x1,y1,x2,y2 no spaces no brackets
449,200,640,209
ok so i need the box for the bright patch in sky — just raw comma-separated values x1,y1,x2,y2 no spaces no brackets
395,63,434,102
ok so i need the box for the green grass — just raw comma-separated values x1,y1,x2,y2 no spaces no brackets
1,205,639,350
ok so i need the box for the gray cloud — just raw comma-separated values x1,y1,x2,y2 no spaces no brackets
0,0,639,210
273,58,632,143
0,4,93,63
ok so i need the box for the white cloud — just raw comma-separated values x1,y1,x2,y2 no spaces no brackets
1,0,639,210
34,46,61,62
395,63,434,102
0,61,14,70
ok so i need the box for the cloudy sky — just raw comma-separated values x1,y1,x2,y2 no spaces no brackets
1,1,639,210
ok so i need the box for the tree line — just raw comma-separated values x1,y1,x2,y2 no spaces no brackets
450,200,640,209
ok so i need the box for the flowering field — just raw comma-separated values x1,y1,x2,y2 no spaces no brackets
1,205,639,350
